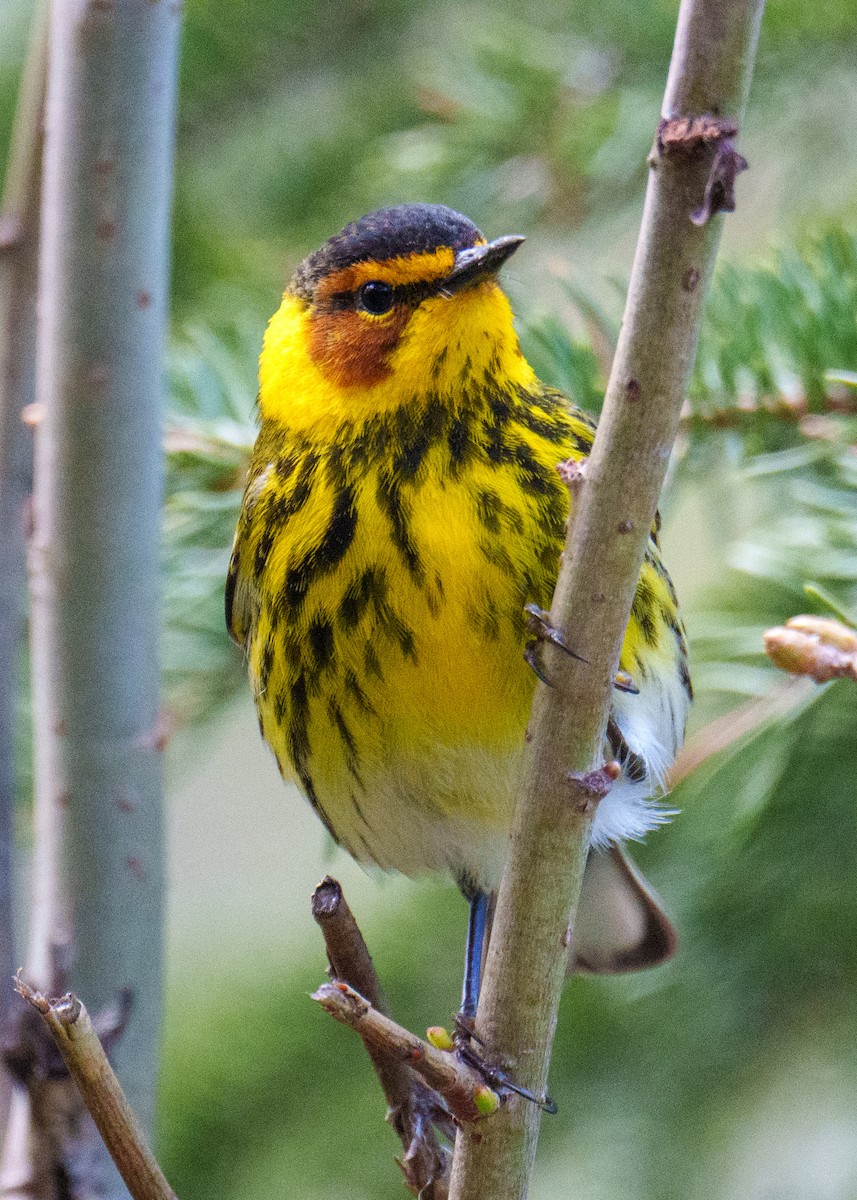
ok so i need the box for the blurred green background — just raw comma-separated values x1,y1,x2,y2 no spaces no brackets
4,0,857,1196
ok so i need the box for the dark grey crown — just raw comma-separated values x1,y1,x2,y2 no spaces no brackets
290,204,483,300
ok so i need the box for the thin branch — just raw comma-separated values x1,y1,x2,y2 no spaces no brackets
312,983,497,1126
448,2,766,1197
13,977,178,1200
312,878,453,1197
312,876,391,1012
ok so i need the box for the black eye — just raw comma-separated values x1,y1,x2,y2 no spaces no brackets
358,281,394,315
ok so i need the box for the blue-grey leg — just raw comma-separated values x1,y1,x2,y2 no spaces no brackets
455,888,557,1113
461,890,491,1020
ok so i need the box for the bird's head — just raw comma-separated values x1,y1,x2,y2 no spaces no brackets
259,203,535,432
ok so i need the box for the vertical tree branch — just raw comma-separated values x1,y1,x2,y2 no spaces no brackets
0,3,48,1138
6,1,182,1195
448,2,765,1197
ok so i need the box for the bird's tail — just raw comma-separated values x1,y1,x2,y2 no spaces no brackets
569,845,677,974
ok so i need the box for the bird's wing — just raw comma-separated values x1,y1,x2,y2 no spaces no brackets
225,529,258,648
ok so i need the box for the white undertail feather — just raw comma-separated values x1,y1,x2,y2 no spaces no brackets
590,657,687,851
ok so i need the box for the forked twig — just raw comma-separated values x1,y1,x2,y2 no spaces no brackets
312,877,457,1197
312,981,498,1126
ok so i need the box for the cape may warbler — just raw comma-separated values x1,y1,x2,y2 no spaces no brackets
227,203,691,1009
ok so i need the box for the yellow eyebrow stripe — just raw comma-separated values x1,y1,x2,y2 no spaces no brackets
321,239,487,295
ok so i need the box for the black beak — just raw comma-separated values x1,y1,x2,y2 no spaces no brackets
440,234,525,295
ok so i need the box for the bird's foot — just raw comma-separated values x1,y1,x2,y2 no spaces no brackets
451,1013,557,1114
520,604,588,681
524,603,639,694
389,1078,455,1193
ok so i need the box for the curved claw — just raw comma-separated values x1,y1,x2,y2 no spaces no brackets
500,1076,557,1115
524,639,551,685
524,604,589,664
524,604,639,697
614,669,639,694
453,1019,557,1115
523,604,589,687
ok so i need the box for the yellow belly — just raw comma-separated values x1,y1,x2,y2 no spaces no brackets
252,450,551,848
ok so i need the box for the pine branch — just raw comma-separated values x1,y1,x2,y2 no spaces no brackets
448,2,765,1197
666,677,815,788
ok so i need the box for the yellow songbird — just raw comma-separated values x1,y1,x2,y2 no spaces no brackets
227,203,691,1022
